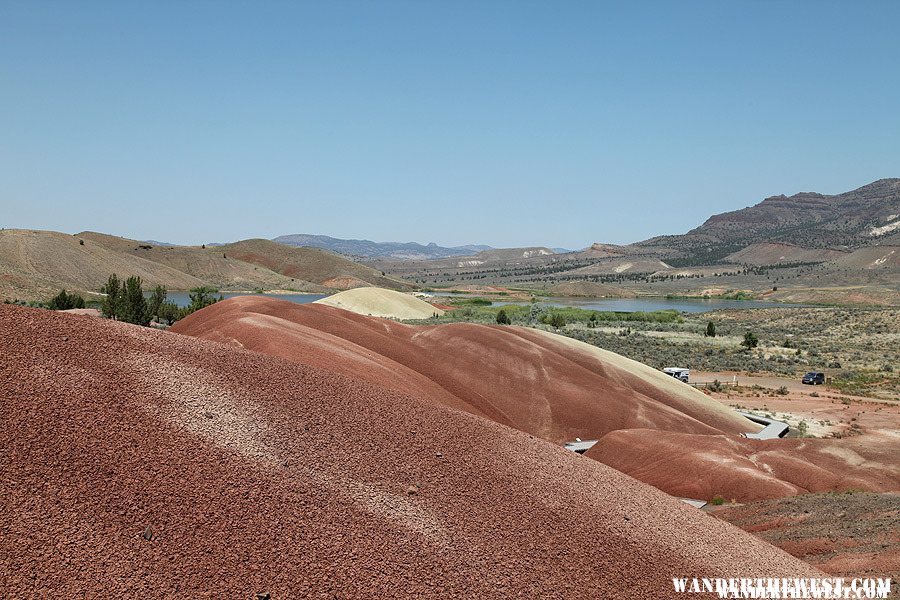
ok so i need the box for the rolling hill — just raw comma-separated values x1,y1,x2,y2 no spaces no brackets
0,230,208,300
314,287,443,319
0,303,819,596
79,231,313,291
371,179,900,303
724,243,848,266
171,295,758,444
0,230,415,301
218,239,413,291
170,296,899,505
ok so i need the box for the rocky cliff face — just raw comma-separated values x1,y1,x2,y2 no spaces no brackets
633,179,900,265
691,178,900,248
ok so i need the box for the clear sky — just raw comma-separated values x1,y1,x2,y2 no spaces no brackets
2,1,899,249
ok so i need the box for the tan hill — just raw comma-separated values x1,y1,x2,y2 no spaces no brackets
79,231,314,291
576,242,650,259
219,239,413,291
314,287,443,319
0,229,207,300
368,246,558,275
724,242,847,266
826,245,900,270
462,246,555,262
566,256,672,276
546,281,636,298
1,303,818,595
0,230,416,301
765,285,900,307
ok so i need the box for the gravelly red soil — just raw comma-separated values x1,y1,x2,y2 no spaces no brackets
587,429,899,502
1,304,820,597
171,296,755,443
713,492,900,579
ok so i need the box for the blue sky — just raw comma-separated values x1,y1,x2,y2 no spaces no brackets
2,1,898,249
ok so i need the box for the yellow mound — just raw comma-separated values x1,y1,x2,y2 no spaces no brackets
315,287,444,320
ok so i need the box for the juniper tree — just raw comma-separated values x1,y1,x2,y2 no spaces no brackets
147,285,167,322
121,276,149,326
101,274,121,319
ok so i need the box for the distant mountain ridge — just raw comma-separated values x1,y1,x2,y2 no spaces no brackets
691,178,900,247
273,233,492,260
635,178,900,265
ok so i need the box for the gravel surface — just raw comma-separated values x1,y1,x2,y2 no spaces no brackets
713,492,900,579
0,304,821,597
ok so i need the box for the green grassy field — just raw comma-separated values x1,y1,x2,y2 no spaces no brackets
416,300,900,399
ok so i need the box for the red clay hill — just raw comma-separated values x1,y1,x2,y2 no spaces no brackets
172,296,899,504
587,429,898,503
171,295,757,442
1,304,819,597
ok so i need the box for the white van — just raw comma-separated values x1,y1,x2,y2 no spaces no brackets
663,367,690,383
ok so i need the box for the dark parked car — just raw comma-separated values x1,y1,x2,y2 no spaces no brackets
802,372,825,385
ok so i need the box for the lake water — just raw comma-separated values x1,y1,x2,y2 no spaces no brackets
163,291,327,308
434,293,805,313
159,291,801,313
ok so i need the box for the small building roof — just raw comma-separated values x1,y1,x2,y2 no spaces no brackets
564,440,599,453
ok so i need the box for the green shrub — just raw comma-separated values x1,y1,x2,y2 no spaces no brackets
46,289,86,310
157,302,187,325
741,331,759,349
495,309,511,325
542,312,567,329
450,297,492,307
710,495,726,506
187,286,222,312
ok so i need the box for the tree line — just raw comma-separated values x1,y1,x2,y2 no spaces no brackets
100,274,221,325
8,275,223,326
